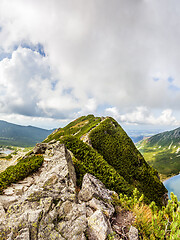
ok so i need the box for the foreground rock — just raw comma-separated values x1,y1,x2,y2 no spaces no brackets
0,142,138,240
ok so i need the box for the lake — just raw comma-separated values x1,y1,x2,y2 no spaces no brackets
0,149,13,155
164,174,180,200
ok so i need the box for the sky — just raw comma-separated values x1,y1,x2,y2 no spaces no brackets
0,0,180,131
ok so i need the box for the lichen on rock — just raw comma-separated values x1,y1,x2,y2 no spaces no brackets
0,141,137,240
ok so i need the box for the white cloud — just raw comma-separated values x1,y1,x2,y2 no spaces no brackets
0,1,180,128
156,109,179,126
0,47,80,118
106,107,180,126
0,112,69,129
83,98,97,113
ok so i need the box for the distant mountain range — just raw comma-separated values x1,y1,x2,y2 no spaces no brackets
0,120,54,147
126,129,161,143
143,127,180,147
137,127,180,180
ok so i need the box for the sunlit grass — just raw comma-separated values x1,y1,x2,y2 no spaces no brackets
137,144,180,180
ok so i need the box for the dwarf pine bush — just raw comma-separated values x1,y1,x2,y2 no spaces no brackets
89,118,167,206
61,135,134,196
0,155,44,194
113,189,180,240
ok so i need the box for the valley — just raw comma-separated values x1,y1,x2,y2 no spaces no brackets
137,127,180,181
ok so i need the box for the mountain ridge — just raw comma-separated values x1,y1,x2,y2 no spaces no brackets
144,126,180,147
1,115,180,239
137,126,180,179
0,120,54,147
44,114,167,206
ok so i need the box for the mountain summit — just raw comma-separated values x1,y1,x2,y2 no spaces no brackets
0,115,174,239
44,114,167,206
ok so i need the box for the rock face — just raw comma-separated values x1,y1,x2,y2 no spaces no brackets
0,142,138,240
128,226,139,240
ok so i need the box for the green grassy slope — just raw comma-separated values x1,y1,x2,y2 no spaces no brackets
45,115,167,206
144,127,180,147
0,120,53,147
137,127,180,179
44,114,101,142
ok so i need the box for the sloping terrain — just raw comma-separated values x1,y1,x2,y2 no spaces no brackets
0,116,179,239
137,127,180,179
0,120,53,147
44,114,167,206
143,127,180,147
0,141,178,240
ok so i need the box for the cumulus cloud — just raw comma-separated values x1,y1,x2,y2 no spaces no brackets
106,107,180,126
0,0,180,127
0,112,69,130
0,46,80,119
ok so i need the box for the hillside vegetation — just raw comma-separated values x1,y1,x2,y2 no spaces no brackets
0,137,179,239
137,127,180,179
0,120,53,147
44,114,167,206
0,154,43,194
0,115,179,239
113,189,180,239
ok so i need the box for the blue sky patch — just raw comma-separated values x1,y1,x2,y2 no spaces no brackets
97,104,113,115
168,84,180,92
12,42,46,57
20,42,46,56
168,76,174,83
0,52,12,61
36,43,46,57
51,80,58,90
153,77,159,82
63,88,73,95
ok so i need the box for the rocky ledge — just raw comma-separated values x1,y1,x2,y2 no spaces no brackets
0,142,138,240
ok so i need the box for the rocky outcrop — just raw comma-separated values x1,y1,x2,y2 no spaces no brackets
0,142,138,240
128,226,138,240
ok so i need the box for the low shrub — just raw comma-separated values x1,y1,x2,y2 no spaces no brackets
61,136,134,196
113,190,180,240
89,118,167,206
5,154,12,160
0,155,44,194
